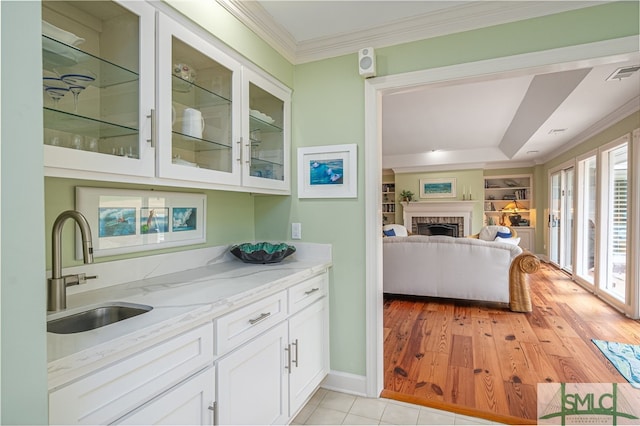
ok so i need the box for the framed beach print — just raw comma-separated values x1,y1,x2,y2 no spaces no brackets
76,187,206,258
420,178,457,199
297,144,357,198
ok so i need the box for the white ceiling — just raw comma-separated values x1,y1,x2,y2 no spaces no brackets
218,1,640,170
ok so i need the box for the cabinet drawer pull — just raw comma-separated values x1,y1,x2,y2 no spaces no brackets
248,312,271,325
304,287,320,296
236,138,242,163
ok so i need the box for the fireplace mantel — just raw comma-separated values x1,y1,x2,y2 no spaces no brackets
401,201,475,236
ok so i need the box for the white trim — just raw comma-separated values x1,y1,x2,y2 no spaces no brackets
217,0,604,64
321,371,368,397
402,201,475,237
364,37,637,399
631,128,640,319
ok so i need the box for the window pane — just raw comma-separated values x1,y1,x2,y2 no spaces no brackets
576,156,596,284
602,144,628,301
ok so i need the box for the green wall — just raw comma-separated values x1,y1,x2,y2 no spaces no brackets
394,170,485,233
256,1,639,377
44,178,257,270
1,0,638,421
1,1,48,423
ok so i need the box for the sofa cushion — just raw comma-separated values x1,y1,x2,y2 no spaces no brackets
495,236,520,246
382,224,408,237
479,225,511,241
496,231,512,239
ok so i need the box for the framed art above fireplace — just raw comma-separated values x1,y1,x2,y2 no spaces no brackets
420,178,456,198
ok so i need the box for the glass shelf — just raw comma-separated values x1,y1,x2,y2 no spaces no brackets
250,156,284,168
171,131,232,152
250,115,283,133
172,75,230,108
42,35,138,88
44,107,137,139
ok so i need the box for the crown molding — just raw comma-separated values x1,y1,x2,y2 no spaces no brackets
216,0,298,64
218,1,605,64
539,95,640,164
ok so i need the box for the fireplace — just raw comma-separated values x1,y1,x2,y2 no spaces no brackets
402,201,474,237
417,223,459,237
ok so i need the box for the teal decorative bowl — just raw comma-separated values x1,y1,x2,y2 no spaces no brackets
230,242,296,264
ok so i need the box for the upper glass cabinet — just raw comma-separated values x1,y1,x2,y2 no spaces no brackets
157,14,242,186
42,0,155,178
242,69,291,191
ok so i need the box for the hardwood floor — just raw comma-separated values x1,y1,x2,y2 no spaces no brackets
382,263,640,424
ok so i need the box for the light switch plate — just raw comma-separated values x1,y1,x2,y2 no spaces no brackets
292,222,302,239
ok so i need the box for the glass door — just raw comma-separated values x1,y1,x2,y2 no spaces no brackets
157,13,242,186
242,68,291,192
599,141,629,302
42,0,155,177
575,154,597,285
549,166,574,271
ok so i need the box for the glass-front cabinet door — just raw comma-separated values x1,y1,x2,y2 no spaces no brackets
242,69,291,192
156,14,242,186
42,0,155,178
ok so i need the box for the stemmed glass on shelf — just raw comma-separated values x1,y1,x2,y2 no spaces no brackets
43,71,70,109
54,68,97,113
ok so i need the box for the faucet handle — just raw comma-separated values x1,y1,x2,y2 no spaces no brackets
77,273,98,284
64,273,98,287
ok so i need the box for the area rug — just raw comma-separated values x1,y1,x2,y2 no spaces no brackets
592,339,640,387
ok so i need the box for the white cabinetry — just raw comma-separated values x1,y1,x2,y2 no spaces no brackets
49,323,214,425
117,367,215,425
42,0,156,178
156,13,242,186
216,322,290,425
216,272,329,424
43,3,291,194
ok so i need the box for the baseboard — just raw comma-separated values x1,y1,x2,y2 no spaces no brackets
321,370,368,396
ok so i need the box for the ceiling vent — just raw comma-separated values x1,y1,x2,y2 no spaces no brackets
606,65,640,81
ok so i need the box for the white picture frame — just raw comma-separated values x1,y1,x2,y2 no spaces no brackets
76,187,206,258
297,144,357,198
419,178,457,199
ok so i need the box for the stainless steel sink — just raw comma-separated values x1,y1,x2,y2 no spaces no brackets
47,303,153,334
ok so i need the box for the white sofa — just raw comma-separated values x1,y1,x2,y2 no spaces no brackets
383,235,539,311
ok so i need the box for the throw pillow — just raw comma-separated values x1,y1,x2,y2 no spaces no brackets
383,229,396,237
495,236,521,246
496,231,512,239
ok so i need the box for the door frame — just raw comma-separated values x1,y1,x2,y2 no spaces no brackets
363,36,639,397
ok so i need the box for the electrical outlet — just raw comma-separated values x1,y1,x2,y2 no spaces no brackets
292,222,302,240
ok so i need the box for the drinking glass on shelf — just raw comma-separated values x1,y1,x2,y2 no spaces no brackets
43,77,69,108
56,68,96,113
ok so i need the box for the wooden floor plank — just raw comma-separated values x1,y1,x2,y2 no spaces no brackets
383,263,640,423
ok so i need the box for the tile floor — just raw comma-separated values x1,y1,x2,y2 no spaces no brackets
292,388,503,425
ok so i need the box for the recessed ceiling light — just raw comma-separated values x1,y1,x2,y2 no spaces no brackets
527,150,539,154
548,128,567,134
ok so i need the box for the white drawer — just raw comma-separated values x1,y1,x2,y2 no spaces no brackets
288,273,328,314
215,290,287,355
49,322,214,425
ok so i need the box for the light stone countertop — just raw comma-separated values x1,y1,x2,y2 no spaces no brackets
47,243,332,391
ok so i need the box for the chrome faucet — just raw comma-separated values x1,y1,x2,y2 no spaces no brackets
48,210,96,312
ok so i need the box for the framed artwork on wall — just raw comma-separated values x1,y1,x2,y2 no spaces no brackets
420,178,457,199
297,144,357,198
76,187,206,258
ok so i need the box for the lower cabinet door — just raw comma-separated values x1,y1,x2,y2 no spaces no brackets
216,321,289,425
116,366,215,425
288,299,328,416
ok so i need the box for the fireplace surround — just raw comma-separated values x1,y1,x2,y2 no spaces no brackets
402,201,474,237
